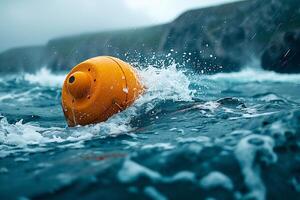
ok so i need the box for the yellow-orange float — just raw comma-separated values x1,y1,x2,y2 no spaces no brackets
61,56,144,126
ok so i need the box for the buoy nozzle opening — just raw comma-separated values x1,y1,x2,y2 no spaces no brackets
67,71,91,99
69,76,75,84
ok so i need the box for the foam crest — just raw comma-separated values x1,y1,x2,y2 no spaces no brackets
235,134,277,200
24,67,66,87
0,115,134,157
205,68,300,83
0,118,64,147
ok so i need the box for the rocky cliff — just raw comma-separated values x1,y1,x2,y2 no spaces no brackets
262,30,300,73
0,0,299,74
161,0,300,73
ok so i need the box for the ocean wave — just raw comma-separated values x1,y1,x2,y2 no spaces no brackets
19,66,300,90
203,68,300,83
0,64,194,156
0,65,299,157
0,115,133,157
23,68,66,87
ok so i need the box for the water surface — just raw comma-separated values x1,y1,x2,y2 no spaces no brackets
0,65,300,200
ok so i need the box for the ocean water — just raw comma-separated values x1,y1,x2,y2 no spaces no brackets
0,65,300,200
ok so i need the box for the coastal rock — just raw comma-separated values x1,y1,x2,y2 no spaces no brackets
0,0,299,73
160,0,300,73
0,46,45,73
262,30,300,73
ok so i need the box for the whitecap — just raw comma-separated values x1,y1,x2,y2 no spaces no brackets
204,68,300,83
142,143,175,150
24,67,66,87
118,159,161,183
199,171,234,190
235,134,277,200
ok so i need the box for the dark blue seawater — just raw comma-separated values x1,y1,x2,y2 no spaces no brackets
0,66,300,200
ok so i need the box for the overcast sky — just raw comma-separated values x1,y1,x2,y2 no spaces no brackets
0,0,241,53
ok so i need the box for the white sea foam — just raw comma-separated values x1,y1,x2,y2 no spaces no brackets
235,134,277,200
0,115,133,157
204,68,300,83
168,171,196,183
118,159,162,183
199,171,234,190
0,118,62,146
24,68,66,87
118,159,197,185
142,143,175,150
258,93,285,102
229,111,279,120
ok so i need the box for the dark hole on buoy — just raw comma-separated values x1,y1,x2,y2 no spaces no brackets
69,76,75,83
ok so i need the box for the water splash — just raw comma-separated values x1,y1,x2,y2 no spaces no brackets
0,64,195,156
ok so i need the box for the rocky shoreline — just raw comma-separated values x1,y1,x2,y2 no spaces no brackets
0,0,299,74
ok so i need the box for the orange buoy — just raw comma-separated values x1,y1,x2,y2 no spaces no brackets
61,56,144,126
